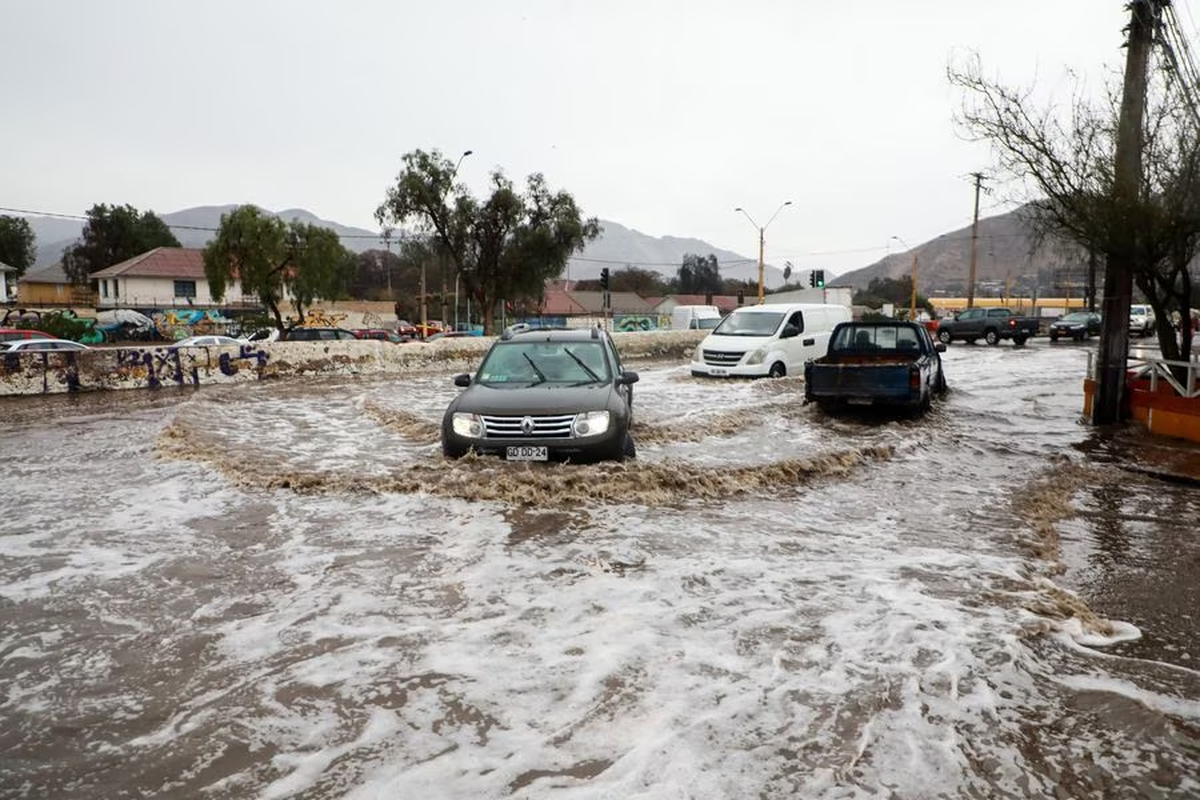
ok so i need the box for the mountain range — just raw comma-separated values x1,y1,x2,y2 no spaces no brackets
22,203,1068,295
24,205,786,288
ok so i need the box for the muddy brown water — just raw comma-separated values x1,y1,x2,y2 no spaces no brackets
1,340,1198,798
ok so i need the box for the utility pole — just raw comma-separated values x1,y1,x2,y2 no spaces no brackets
757,228,765,304
1094,0,1158,425
966,172,985,308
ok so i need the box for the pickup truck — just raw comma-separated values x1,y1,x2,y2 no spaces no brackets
804,321,947,414
935,307,1039,346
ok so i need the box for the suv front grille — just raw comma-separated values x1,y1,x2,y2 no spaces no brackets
702,349,745,366
480,414,575,439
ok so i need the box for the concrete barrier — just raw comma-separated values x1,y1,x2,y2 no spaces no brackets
0,330,706,396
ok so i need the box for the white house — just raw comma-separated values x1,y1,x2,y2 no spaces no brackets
91,247,255,309
0,260,15,303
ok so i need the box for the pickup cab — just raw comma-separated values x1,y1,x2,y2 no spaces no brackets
804,321,947,413
935,307,1039,346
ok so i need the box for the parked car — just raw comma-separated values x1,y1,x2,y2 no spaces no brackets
442,327,638,463
935,307,1039,346
427,331,482,342
0,328,53,343
395,320,419,339
804,321,947,414
169,335,243,349
354,329,407,343
1129,304,1155,336
415,320,446,339
0,338,90,352
1048,312,1102,342
284,327,358,341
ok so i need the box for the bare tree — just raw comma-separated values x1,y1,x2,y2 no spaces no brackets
949,52,1199,364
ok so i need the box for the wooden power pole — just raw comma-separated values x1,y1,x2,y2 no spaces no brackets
1093,0,1159,425
966,172,984,308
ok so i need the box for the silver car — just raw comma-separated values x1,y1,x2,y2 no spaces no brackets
0,338,90,352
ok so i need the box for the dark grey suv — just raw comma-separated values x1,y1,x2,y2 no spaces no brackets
442,328,638,463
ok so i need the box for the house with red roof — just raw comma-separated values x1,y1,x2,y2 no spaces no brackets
90,247,255,309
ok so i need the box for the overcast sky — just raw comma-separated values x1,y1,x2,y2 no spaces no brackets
4,1,1158,276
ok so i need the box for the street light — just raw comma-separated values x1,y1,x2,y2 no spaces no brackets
735,200,792,304
422,149,472,335
891,235,918,320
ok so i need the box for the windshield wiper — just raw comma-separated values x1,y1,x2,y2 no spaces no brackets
563,347,601,382
522,353,547,385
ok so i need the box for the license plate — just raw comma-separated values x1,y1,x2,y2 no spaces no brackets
847,397,874,406
708,368,728,376
506,446,548,461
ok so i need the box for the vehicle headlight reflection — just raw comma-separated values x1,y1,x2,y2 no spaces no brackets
572,410,611,437
451,412,484,438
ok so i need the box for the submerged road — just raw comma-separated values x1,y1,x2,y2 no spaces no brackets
1,338,1198,798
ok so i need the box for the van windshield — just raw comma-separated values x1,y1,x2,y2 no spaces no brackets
696,317,721,330
712,310,784,336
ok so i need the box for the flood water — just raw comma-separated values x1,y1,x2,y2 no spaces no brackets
1,339,1198,799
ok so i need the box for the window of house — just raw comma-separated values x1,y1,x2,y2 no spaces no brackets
174,280,197,298
114,281,119,298
101,280,108,299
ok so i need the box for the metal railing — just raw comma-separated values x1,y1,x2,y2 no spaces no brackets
1089,350,1200,399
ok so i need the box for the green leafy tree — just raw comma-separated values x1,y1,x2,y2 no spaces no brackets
676,253,722,294
0,216,37,277
61,203,180,284
376,148,601,333
203,205,355,335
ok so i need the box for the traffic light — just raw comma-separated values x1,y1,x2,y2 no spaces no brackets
810,269,826,288
599,267,610,291
808,270,816,288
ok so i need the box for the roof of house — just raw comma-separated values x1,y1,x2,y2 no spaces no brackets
537,283,588,316
654,293,744,313
569,290,657,315
91,247,206,279
17,262,71,284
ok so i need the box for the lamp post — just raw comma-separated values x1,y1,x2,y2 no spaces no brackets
735,201,791,304
891,235,918,320
423,149,472,336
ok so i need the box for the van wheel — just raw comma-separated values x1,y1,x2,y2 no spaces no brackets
768,362,786,378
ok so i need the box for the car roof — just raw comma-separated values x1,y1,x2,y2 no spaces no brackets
500,327,606,343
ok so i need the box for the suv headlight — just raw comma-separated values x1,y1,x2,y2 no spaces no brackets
572,410,611,437
745,347,766,365
451,412,484,438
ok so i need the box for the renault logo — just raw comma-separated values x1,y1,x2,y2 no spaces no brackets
521,416,535,436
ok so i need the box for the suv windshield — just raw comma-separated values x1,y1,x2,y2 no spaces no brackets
712,310,784,336
477,341,611,385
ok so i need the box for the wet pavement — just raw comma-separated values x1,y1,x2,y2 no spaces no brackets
1,337,1198,798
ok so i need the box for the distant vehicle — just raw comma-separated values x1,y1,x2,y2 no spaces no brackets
354,329,407,343
935,307,1039,346
691,303,851,378
415,321,446,339
170,335,242,349
244,328,281,343
394,319,419,338
452,323,485,335
672,305,722,331
442,327,638,463
804,321,947,414
1129,304,1155,336
426,331,482,342
284,327,358,341
0,338,90,352
1048,312,1102,342
0,328,53,343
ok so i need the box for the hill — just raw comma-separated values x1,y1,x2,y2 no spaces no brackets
836,206,1082,297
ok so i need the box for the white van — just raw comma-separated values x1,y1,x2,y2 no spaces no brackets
690,303,852,378
672,305,722,331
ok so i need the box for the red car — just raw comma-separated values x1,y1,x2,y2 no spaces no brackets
395,319,419,339
0,328,53,343
354,329,407,343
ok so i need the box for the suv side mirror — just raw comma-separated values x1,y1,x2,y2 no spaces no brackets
780,324,800,339
453,373,471,387
617,370,639,385
935,343,947,353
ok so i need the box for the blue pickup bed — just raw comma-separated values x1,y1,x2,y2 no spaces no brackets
804,321,947,413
